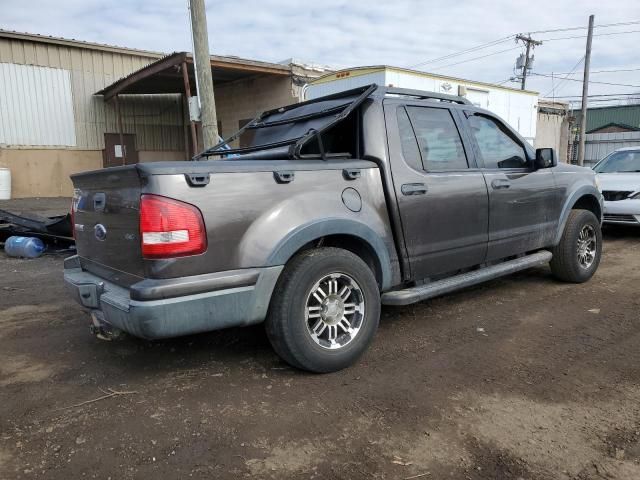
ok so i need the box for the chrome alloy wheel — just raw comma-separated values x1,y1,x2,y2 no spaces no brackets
305,273,365,350
577,224,597,269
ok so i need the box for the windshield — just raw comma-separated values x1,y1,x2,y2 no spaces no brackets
594,151,640,173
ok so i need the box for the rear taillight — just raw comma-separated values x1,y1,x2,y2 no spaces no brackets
139,194,207,258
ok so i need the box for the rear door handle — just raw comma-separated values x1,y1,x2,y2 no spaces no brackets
401,183,428,196
491,179,511,190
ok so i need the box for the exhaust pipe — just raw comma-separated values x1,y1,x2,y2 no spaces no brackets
89,311,123,341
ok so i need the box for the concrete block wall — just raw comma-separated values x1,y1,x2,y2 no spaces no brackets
215,75,299,144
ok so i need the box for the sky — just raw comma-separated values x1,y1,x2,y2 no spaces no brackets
2,0,640,106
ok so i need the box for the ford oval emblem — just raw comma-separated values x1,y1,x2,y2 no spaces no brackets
94,224,107,241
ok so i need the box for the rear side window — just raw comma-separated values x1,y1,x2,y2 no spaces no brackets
397,107,422,171
406,107,468,171
468,114,527,169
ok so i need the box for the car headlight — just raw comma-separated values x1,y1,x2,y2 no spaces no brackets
631,191,640,199
594,176,602,192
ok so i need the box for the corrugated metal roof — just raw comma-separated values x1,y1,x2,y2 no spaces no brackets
0,29,297,73
0,29,163,58
579,105,640,131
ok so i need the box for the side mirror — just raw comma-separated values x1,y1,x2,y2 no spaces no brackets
535,148,557,169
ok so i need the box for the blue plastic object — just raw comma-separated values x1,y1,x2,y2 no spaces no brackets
4,236,45,258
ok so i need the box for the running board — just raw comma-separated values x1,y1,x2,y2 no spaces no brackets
381,250,552,306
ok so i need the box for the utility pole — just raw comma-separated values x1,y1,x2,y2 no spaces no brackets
577,14,594,167
516,34,542,90
189,0,218,150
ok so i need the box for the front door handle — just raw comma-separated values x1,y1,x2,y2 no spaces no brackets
491,179,511,190
401,183,428,196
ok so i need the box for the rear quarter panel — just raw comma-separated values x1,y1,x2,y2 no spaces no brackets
141,162,400,289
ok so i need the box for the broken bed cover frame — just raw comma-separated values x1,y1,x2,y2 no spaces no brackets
193,83,471,160
1,85,468,245
0,209,74,247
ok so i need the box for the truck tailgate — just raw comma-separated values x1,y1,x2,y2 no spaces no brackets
71,166,144,282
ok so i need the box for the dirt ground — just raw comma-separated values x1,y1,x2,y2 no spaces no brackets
1,211,640,479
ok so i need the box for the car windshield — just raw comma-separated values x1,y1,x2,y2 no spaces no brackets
594,151,640,173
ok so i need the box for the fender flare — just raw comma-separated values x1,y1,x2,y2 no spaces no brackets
554,185,603,245
266,218,394,290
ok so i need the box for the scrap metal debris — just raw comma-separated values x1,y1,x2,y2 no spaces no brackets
0,208,74,249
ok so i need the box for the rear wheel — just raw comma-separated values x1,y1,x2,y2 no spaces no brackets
550,209,602,283
266,247,380,373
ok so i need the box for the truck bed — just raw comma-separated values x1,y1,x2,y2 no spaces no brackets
71,158,396,287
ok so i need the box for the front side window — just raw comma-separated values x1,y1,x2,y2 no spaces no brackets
468,114,527,169
406,107,468,171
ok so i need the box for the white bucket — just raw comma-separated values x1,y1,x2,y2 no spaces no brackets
0,168,11,200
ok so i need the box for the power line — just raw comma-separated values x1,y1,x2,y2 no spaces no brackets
541,29,640,42
537,67,640,76
408,35,515,68
527,20,640,34
429,46,521,71
568,98,640,104
532,72,640,88
408,19,640,69
553,93,640,98
542,56,584,97
405,19,640,89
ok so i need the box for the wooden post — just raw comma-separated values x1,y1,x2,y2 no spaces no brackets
181,61,199,157
189,0,219,149
114,95,126,166
577,14,594,167
181,94,190,160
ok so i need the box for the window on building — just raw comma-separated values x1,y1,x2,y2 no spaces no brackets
406,107,468,171
468,114,527,169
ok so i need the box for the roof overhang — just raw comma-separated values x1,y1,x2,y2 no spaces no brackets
96,52,292,101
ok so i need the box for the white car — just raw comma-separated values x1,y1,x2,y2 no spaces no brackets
594,147,640,226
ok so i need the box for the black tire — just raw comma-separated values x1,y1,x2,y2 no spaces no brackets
266,247,380,373
550,209,602,283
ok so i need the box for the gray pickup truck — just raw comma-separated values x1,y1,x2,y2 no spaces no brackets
64,84,603,372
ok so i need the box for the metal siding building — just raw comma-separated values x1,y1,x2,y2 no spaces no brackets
584,131,640,167
0,31,328,198
0,32,179,151
306,66,539,144
0,31,185,197
584,105,640,132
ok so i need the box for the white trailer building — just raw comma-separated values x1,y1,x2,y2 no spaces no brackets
305,66,539,144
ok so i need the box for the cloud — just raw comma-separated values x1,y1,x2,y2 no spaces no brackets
1,0,639,101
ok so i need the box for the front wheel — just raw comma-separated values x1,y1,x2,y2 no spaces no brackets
266,247,380,373
550,209,602,283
